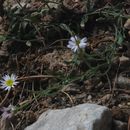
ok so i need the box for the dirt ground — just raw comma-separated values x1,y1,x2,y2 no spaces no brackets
0,0,130,130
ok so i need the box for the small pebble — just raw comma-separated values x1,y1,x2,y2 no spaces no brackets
127,102,130,106
0,16,3,24
87,95,92,100
128,31,130,36
118,104,123,108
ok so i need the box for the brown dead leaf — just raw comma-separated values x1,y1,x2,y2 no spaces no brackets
0,41,12,56
63,0,87,13
98,94,112,104
124,19,130,30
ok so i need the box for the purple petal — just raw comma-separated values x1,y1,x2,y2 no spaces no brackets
70,36,78,42
80,37,87,43
79,42,87,48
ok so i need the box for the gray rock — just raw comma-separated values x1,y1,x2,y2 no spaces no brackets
112,120,127,130
25,103,112,130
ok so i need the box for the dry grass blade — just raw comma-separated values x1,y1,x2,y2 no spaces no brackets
61,91,74,105
17,75,57,81
0,90,11,107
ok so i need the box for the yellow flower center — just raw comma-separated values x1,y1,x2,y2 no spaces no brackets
76,39,80,45
5,79,14,87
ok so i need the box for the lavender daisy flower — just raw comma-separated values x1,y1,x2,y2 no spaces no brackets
0,105,15,119
67,35,88,52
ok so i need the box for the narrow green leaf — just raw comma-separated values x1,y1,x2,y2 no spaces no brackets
117,33,123,45
60,24,73,36
0,35,6,42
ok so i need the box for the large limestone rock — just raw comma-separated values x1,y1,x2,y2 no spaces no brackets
25,103,112,130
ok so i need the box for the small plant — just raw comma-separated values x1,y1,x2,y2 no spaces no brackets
66,33,116,82
67,35,92,68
